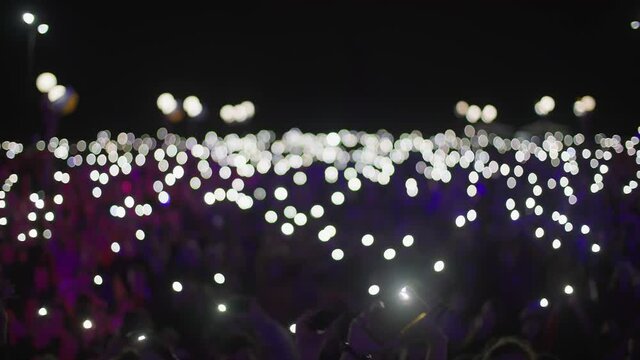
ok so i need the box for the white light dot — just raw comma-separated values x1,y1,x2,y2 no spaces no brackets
332,248,345,261
361,234,374,247
383,248,396,260
581,225,590,234
402,235,414,247
535,227,545,238
331,191,345,205
265,210,278,224
455,215,466,227
172,281,183,292
29,229,38,238
111,242,121,253
552,239,561,249
293,172,307,185
433,260,445,272
284,206,297,219
17,233,26,242
506,198,515,210
135,229,145,240
467,209,477,221
281,223,294,236
94,275,103,285
38,307,48,316
137,335,146,342
214,273,226,284
591,244,601,253
124,196,134,208
289,324,297,334
539,298,549,308
274,187,288,201
564,285,574,295
510,210,520,221
22,12,35,24
28,212,37,221
368,285,380,296
82,319,93,329
293,213,308,226
310,205,324,218
217,304,227,313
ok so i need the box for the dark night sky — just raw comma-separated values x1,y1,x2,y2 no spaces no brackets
2,0,640,142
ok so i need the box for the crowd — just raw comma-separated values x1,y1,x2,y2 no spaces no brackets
0,130,639,359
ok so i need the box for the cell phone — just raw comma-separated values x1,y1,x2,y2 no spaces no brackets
364,285,434,344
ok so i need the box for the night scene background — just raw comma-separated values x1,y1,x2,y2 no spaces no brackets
1,0,640,359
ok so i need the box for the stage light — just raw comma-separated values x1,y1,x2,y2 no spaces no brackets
22,12,35,25
172,281,183,292
368,285,380,296
214,273,225,284
82,319,93,329
331,191,345,205
36,72,57,93
94,275,103,285
38,307,48,316
455,101,469,117
137,335,146,342
37,23,49,34
434,260,445,272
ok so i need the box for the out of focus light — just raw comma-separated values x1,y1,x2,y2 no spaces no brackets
38,307,48,316
214,273,225,284
137,335,146,342
265,210,278,223
94,275,103,285
552,239,561,249
22,12,35,25
172,281,183,292
434,260,445,272
289,323,296,334
331,191,345,205
368,285,380,296
535,227,544,238
466,105,481,123
82,319,93,329
632,21,640,30
310,205,324,218
455,101,469,117
539,298,549,308
281,223,294,235
183,96,203,118
48,85,66,103
591,244,601,253
455,215,466,227
37,23,49,34
564,285,574,295
535,96,555,116
399,286,410,301
581,225,590,234
274,187,288,201
383,248,396,260
361,234,374,246
217,304,227,313
36,72,57,93
402,235,414,247
157,93,178,115
135,229,145,240
331,249,344,261
481,105,497,123
111,242,121,253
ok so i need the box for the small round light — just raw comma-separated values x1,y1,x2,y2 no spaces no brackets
82,319,93,329
22,12,35,25
47,85,66,103
214,273,225,284
564,285,574,295
402,235,414,247
110,242,120,253
591,244,601,253
135,229,145,240
383,248,396,260
137,335,146,342
331,249,344,261
368,285,380,296
433,260,445,272
38,307,48,316
94,275,103,285
552,239,561,249
37,23,49,34
361,234,374,247
172,281,183,292
36,72,57,93
217,304,227,312
581,225,590,234
289,323,296,334
539,298,549,308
